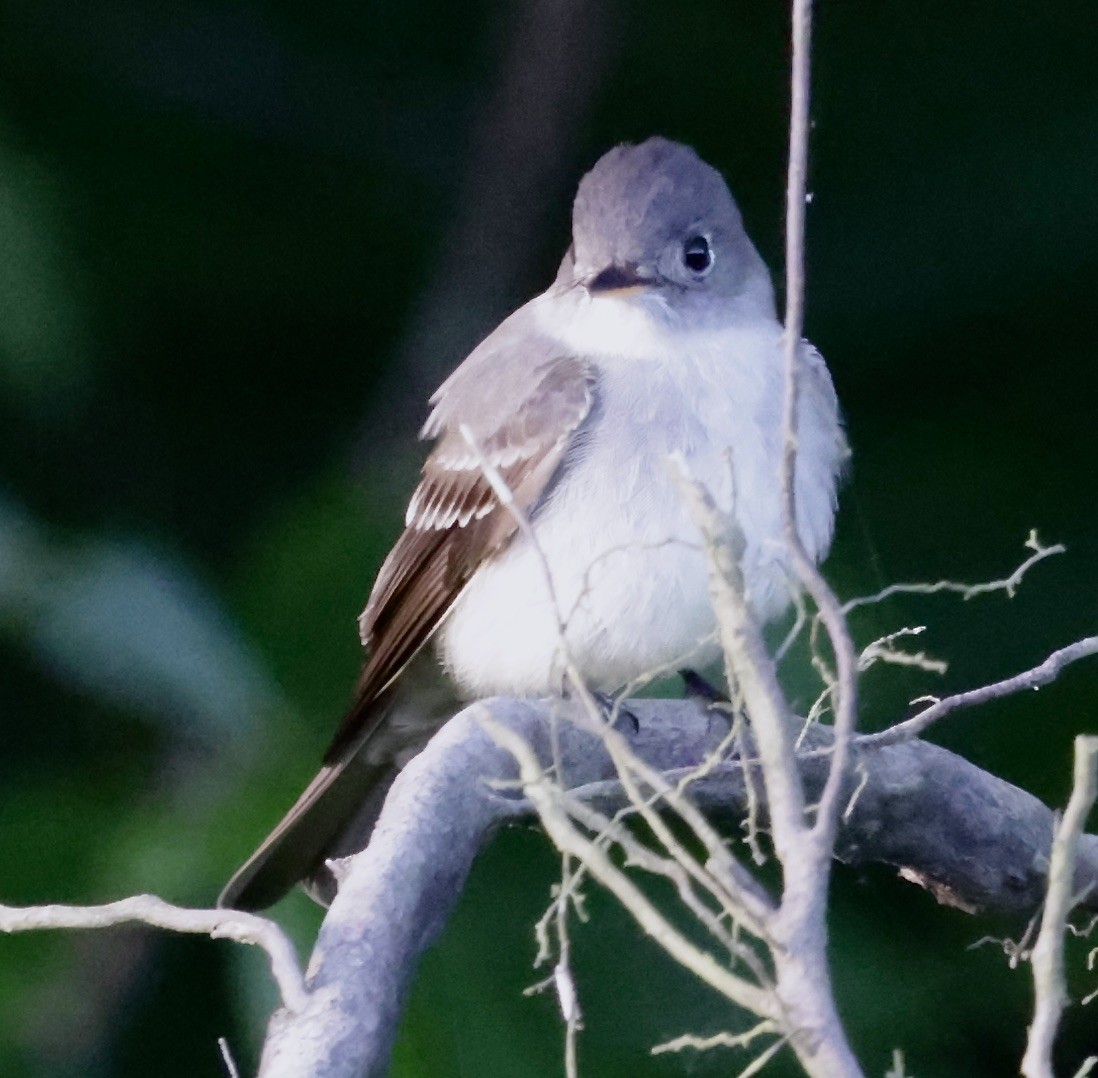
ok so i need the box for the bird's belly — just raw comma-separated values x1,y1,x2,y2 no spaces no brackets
436,435,789,698
437,506,721,698
434,336,825,700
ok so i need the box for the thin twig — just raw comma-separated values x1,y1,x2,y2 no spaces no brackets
859,626,947,675
554,861,583,1078
778,0,860,869
841,530,1064,615
734,1033,790,1078
0,895,307,1013
218,1037,241,1078
672,461,806,862
884,1049,912,1078
560,786,773,984
591,729,773,941
481,714,779,1020
862,637,1098,747
651,1018,780,1055
1022,736,1098,1078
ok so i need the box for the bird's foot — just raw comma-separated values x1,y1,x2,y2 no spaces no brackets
680,668,738,740
679,668,729,704
592,691,640,734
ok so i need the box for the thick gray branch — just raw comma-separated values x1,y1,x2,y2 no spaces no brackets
257,697,1098,1077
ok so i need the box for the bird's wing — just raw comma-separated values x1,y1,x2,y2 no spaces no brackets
799,339,849,478
324,345,596,762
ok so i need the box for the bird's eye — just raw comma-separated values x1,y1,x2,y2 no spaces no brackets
683,235,712,275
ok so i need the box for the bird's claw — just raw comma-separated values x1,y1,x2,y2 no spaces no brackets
593,691,640,734
679,668,728,704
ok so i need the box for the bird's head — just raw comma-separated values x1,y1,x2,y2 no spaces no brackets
563,137,774,326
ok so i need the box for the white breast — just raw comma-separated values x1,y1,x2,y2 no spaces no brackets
437,293,842,698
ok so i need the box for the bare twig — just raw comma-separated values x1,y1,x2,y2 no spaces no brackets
524,854,585,1078
480,714,779,1019
858,626,947,675
863,637,1098,747
884,1049,912,1078
734,1034,791,1078
0,896,307,1013
841,530,1065,615
651,1019,780,1055
670,467,861,1076
671,465,803,857
559,785,773,982
218,1037,241,1078
778,0,860,871
1022,735,1098,1078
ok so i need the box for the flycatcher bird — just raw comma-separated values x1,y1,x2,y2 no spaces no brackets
220,137,845,911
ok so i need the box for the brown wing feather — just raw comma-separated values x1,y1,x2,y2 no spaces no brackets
323,355,595,762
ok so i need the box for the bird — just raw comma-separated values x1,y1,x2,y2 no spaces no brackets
219,136,846,911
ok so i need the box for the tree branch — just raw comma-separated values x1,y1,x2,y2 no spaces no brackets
0,895,307,1013
252,695,1098,1076
863,636,1098,747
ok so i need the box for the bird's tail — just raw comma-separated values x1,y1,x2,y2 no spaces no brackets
219,656,456,911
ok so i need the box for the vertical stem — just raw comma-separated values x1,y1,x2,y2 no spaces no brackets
1022,735,1098,1078
780,0,859,866
773,4,864,1072
780,0,814,535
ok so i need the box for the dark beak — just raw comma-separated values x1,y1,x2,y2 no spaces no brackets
586,263,652,293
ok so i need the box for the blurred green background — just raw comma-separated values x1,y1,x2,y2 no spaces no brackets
1,0,1097,1074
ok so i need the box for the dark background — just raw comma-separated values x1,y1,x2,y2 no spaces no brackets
1,1,1096,1074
